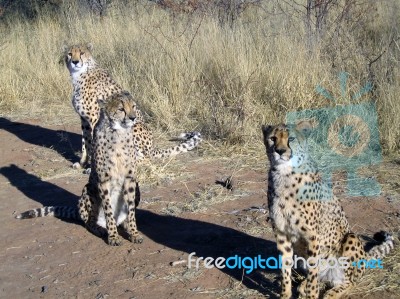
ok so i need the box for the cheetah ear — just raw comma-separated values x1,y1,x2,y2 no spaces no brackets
121,91,133,99
296,120,313,137
261,125,273,137
87,43,94,51
261,125,275,151
59,43,69,65
58,55,65,65
261,125,273,146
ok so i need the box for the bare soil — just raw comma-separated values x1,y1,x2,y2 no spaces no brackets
0,117,399,299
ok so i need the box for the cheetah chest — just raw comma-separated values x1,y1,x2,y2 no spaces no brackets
95,131,136,228
96,175,129,228
268,172,307,239
270,196,303,239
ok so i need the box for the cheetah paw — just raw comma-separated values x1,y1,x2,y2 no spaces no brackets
108,236,123,246
129,235,144,244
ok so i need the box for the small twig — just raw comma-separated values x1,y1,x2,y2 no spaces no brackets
368,37,399,67
147,248,169,255
133,17,175,62
187,12,205,56
170,260,186,266
6,246,22,250
243,206,268,213
114,278,132,284
40,275,51,280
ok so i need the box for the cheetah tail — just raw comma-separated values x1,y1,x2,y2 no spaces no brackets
151,131,202,159
367,231,394,259
15,206,80,220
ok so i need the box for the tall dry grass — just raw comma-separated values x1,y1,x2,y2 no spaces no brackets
0,0,399,151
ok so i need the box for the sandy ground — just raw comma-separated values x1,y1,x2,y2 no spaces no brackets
0,117,399,299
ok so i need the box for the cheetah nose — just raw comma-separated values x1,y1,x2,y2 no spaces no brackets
72,60,79,65
275,148,286,155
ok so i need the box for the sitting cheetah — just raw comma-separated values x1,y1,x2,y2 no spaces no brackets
62,43,143,169
17,92,202,246
262,121,394,299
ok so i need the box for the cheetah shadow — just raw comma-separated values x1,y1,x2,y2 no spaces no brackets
136,209,281,297
2,164,281,298
0,117,81,164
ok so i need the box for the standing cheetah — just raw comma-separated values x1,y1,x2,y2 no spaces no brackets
262,121,394,299
63,43,143,169
17,92,202,246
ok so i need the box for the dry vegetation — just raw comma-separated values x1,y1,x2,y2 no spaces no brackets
0,2,399,297
0,0,399,151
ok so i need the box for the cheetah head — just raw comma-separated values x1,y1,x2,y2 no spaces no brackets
62,43,94,75
262,121,312,167
99,91,138,130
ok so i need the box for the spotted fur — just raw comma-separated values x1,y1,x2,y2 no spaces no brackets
63,43,201,169
18,94,141,245
262,122,394,299
103,92,202,164
63,43,144,169
17,93,202,245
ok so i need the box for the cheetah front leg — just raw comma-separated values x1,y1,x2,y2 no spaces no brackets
78,184,91,223
275,232,294,299
99,181,122,246
73,117,93,170
302,236,321,299
123,177,143,244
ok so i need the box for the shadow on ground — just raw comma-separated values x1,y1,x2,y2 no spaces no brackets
137,209,281,297
0,117,81,163
0,164,79,207
1,164,281,297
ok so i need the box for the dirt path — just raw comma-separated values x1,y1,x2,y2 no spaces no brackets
1,117,399,298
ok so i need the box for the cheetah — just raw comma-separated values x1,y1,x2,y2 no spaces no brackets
63,44,199,169
262,121,394,299
104,91,202,162
16,92,202,246
62,43,144,169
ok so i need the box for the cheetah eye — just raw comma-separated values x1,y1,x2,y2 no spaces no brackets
80,52,85,55
270,136,277,143
68,53,72,56
118,107,124,112
288,137,296,142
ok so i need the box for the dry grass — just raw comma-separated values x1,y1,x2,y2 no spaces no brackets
0,0,399,151
349,241,400,298
0,2,399,297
